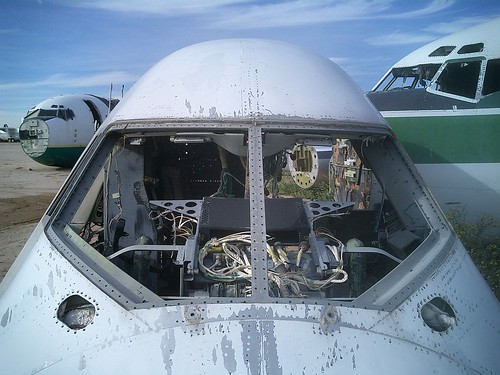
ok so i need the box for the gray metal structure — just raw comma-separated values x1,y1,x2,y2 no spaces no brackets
0,39,498,374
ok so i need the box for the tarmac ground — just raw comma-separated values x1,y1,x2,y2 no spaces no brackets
0,142,69,281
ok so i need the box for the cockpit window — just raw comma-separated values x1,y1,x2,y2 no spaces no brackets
434,60,481,99
429,45,455,57
374,64,440,91
24,108,75,121
457,43,484,54
61,132,250,298
267,136,427,299
483,59,500,96
53,126,432,305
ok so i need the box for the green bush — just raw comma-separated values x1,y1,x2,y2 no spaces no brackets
448,208,500,299
275,172,332,201
275,177,500,299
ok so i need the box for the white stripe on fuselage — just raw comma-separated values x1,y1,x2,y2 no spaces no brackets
381,107,500,118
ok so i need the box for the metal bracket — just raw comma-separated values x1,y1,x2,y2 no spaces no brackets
150,200,203,219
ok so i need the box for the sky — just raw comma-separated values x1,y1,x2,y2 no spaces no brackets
1,0,499,127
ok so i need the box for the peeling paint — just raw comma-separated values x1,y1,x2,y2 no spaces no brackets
320,306,340,334
79,355,87,370
262,321,283,375
160,328,176,375
1,308,11,327
56,264,62,278
154,306,171,331
221,335,237,373
47,271,54,296
209,107,218,117
133,323,143,336
184,305,202,326
241,320,261,375
0,38,499,375
212,345,218,365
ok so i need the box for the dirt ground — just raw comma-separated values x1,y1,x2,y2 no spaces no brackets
0,143,69,281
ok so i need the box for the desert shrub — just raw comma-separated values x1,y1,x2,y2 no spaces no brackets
275,172,332,201
448,208,500,299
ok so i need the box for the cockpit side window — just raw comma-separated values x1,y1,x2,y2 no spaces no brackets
434,60,481,99
482,59,500,96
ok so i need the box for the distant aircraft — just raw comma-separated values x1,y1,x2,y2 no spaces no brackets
0,39,498,374
1,124,19,142
18,94,118,167
0,129,8,142
366,18,500,229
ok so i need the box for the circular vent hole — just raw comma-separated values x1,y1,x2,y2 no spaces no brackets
421,297,456,332
57,295,95,330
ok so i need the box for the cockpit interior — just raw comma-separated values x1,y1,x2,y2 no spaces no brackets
53,127,431,303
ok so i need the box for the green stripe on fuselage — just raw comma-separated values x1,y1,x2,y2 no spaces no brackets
385,113,500,164
32,146,85,168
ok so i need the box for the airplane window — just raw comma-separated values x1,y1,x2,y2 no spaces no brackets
429,45,455,57
22,108,76,121
374,65,439,91
63,132,250,298
435,60,481,99
457,43,484,54
482,59,500,96
56,128,430,303
387,74,417,90
24,109,57,119
373,73,393,92
266,136,426,299
57,108,75,121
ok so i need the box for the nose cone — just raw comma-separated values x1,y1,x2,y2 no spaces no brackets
19,118,49,158
106,39,386,126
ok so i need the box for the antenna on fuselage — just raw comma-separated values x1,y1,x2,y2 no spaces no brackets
108,83,113,115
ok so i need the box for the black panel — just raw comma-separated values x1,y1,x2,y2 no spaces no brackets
199,197,310,243
367,88,477,111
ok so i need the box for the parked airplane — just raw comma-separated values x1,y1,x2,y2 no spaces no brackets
1,39,498,374
1,124,19,142
19,94,118,167
0,129,9,142
366,18,500,230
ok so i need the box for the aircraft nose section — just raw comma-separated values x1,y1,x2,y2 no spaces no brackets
19,118,49,158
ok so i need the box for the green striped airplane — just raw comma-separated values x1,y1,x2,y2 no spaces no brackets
367,18,500,231
19,94,118,168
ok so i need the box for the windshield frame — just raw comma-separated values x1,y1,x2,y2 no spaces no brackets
45,119,453,311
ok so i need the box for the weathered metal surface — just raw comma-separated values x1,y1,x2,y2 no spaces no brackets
105,39,385,125
1,229,498,373
1,39,498,375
